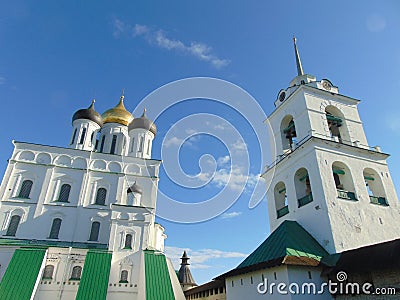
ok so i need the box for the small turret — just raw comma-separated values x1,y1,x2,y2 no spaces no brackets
128,108,157,159
178,251,197,291
70,100,102,151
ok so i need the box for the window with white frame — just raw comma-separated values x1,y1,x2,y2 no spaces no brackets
89,221,100,241
95,188,107,205
57,184,71,202
70,266,82,280
18,180,33,198
48,218,62,239
42,265,54,279
5,215,21,236
120,270,129,283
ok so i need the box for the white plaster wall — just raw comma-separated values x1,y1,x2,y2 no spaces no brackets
34,247,86,300
0,142,161,246
226,265,292,300
314,144,400,253
264,145,336,254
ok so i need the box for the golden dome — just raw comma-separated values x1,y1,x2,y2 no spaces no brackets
102,95,133,126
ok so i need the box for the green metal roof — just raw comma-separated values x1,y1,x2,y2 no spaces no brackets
76,250,112,300
238,220,328,269
0,238,107,249
0,248,46,300
145,250,175,300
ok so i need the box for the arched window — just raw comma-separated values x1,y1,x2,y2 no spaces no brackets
58,184,71,202
89,221,100,241
79,128,87,144
147,140,151,155
364,168,388,206
274,182,288,218
138,136,144,152
18,180,33,198
281,115,297,153
70,266,82,280
42,265,54,279
124,234,133,249
325,106,350,143
295,168,313,207
48,218,62,239
99,135,105,152
130,137,135,152
5,215,21,236
71,128,77,145
120,270,129,283
95,188,107,205
110,135,117,154
332,162,357,201
90,131,95,146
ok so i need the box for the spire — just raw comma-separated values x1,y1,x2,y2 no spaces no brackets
293,36,304,76
180,251,190,265
88,99,96,110
141,108,147,118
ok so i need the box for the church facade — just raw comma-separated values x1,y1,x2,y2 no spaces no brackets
0,95,185,299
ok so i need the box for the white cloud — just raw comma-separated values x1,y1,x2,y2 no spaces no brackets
112,18,127,37
231,140,247,152
112,19,230,69
221,211,242,219
366,14,386,33
132,24,149,36
0,76,6,85
163,136,184,148
185,129,197,135
198,166,259,192
213,124,226,130
386,114,400,133
217,155,230,166
165,246,247,270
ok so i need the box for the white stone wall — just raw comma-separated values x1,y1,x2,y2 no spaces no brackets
264,83,400,254
226,265,332,300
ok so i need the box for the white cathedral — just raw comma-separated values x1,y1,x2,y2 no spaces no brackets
0,95,185,299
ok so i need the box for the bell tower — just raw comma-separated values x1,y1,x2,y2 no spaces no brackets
262,38,400,254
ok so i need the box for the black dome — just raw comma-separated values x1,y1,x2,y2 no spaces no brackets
72,100,103,127
128,109,157,136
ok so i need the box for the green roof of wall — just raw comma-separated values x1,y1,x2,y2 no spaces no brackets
0,248,46,300
238,220,328,268
76,250,112,300
145,250,175,300
0,238,107,249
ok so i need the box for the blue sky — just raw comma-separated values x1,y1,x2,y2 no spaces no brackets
1,1,400,284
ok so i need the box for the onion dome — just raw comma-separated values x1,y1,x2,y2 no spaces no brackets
127,182,143,194
72,100,103,127
102,94,134,126
129,108,157,136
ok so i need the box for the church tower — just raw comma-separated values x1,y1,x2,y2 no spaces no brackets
178,251,197,292
262,38,400,254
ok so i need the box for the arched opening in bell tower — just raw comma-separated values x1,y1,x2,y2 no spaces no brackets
280,115,297,153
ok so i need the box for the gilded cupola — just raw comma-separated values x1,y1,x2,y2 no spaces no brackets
102,94,134,126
